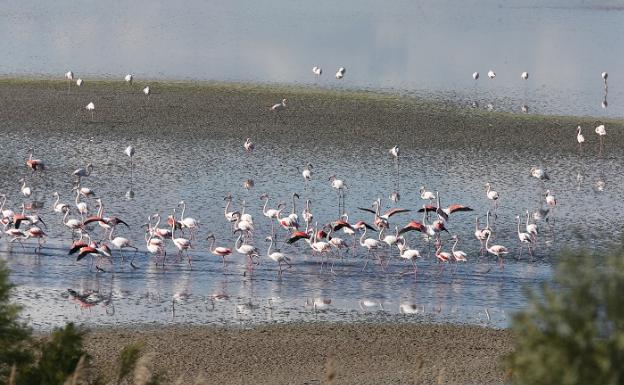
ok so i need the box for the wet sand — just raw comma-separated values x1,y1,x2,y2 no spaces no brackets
1,78,622,152
84,323,514,384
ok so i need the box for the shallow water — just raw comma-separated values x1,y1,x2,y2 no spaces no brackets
1,82,623,331
1,0,623,117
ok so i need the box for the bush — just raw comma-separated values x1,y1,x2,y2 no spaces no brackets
507,252,624,385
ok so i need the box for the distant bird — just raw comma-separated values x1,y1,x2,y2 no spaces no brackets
125,146,135,172
26,148,45,172
419,187,435,203
270,98,287,112
472,72,479,80
521,72,529,80
76,78,83,86
86,102,95,120
576,125,585,151
335,67,346,79
244,138,254,152
143,86,151,100
312,66,322,78
243,179,254,190
389,145,399,159
485,183,499,208
73,163,94,183
487,70,496,79
521,105,529,113
19,178,32,198
602,99,608,109
65,71,74,91
602,71,608,88
530,166,550,181
545,190,557,206
595,124,606,152
125,74,133,85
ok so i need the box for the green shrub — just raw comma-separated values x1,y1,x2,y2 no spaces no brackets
507,252,624,385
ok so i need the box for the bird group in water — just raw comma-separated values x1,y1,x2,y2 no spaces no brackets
0,68,613,278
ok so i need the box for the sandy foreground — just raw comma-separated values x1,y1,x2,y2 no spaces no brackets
84,323,513,385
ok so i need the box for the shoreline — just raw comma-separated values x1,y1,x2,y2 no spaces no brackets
81,322,514,384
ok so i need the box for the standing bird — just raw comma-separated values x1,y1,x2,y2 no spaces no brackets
602,72,608,89
595,124,606,152
521,72,529,80
487,70,496,79
25,148,45,173
335,67,346,79
86,102,95,121
125,74,133,85
525,210,538,242
125,146,135,178
265,236,291,274
312,66,322,79
451,235,468,262
485,182,499,209
76,78,83,87
389,145,399,159
516,215,533,258
143,86,151,100
485,232,508,266
244,138,254,152
472,72,479,80
19,179,32,198
73,163,94,184
65,71,74,92
576,125,585,152
419,187,436,204
206,233,233,267
545,190,557,207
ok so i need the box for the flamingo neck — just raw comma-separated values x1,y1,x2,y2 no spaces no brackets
208,237,216,253
360,227,367,246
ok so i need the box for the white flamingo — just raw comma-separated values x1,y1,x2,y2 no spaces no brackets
265,236,291,274
516,215,533,258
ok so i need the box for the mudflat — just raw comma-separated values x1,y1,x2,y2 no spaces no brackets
84,323,513,384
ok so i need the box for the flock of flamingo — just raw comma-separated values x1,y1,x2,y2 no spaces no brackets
0,69,613,278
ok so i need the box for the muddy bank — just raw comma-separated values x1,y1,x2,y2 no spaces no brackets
84,322,513,385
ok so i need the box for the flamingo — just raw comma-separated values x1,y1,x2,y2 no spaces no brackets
244,138,254,152
74,189,88,219
171,209,192,265
270,98,287,112
206,233,233,267
595,124,606,151
545,190,557,206
359,224,384,271
109,227,139,267
530,166,550,181
389,145,399,159
125,146,135,169
379,225,401,248
234,229,259,266
472,72,479,80
145,234,166,265
243,179,254,190
310,223,333,271
260,193,284,234
299,163,313,185
312,66,322,79
516,215,533,258
0,195,15,221
19,179,32,198
302,199,313,230
75,186,96,198
25,148,45,173
358,198,410,229
474,214,492,254
418,192,473,222
63,210,83,238
396,238,420,275
86,102,95,120
52,192,69,214
525,210,538,242
435,245,452,263
576,125,585,152
485,183,499,209
224,195,240,229
76,78,83,87
265,236,291,274
487,70,496,79
335,67,346,79
451,235,468,262
151,214,173,239
521,72,529,80
419,187,436,204
125,74,133,85
24,226,47,253
329,175,347,197
178,201,200,238
73,163,94,183
602,72,608,89
65,71,74,91
485,231,508,265
143,86,151,100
